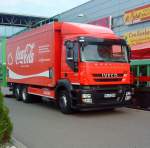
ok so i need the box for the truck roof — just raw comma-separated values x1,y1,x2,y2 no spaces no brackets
8,22,120,42
61,22,119,39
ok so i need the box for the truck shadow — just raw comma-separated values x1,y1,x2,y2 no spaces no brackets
5,95,128,117
74,108,127,117
34,100,59,111
5,94,14,98
34,100,127,117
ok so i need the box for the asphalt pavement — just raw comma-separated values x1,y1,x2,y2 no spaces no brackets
2,88,150,148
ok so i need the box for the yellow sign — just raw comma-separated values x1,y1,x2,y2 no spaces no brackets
124,28,150,46
124,4,150,25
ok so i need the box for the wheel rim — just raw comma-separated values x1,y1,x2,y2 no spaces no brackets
22,89,26,101
16,88,19,96
60,94,67,108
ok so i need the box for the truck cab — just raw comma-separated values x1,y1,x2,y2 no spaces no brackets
57,22,131,113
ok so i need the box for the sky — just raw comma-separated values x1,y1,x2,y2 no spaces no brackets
0,0,90,17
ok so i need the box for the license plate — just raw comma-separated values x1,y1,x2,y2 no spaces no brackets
104,93,116,98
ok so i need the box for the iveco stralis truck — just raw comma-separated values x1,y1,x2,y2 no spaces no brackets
6,22,132,113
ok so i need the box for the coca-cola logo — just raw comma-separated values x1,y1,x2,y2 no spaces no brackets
15,43,35,65
7,53,13,66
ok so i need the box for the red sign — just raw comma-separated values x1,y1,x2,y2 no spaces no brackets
131,42,150,60
88,16,112,28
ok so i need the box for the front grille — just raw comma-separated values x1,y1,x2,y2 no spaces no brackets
92,90,124,105
93,73,123,82
93,74,123,77
94,78,122,82
80,85,129,91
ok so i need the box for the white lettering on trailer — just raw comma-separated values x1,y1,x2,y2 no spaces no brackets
38,44,50,52
15,43,35,65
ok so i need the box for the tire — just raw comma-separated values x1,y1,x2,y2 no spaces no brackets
15,86,22,101
12,87,16,97
58,90,73,114
22,87,32,103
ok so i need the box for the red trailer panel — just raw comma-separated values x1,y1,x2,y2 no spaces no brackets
6,23,61,87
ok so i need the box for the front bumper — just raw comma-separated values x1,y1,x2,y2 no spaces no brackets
71,85,132,110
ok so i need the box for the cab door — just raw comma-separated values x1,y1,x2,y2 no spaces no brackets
61,40,79,84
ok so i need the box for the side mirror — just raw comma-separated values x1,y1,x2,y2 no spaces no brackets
74,62,78,72
65,40,74,49
65,41,74,61
65,40,79,72
73,43,78,72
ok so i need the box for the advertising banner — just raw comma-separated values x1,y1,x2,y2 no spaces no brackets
124,27,150,46
88,16,112,28
124,28,150,60
124,4,150,25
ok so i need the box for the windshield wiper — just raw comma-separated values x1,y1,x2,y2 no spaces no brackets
83,60,106,62
109,60,127,63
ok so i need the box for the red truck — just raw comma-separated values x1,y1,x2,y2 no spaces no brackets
6,22,132,113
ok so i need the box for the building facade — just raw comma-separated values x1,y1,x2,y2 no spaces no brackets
55,0,150,60
56,0,150,37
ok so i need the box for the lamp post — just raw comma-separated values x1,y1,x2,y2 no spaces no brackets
77,13,88,23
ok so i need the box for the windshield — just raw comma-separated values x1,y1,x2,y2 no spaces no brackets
80,40,128,62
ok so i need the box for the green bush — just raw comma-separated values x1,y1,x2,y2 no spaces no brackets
0,90,13,144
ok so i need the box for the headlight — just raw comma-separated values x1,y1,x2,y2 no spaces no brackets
82,98,93,104
126,92,131,96
125,92,132,101
82,94,91,99
82,94,92,104
125,96,132,101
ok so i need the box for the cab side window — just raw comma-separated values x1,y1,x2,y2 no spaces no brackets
65,41,78,71
66,47,74,60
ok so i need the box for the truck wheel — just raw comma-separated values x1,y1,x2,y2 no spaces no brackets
15,86,22,101
58,91,73,114
12,87,16,97
22,87,32,103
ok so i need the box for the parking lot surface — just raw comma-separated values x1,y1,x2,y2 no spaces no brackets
4,93,150,148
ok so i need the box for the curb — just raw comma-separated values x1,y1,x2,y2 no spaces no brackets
12,138,27,148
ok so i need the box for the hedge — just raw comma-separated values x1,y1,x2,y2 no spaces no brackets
0,90,13,144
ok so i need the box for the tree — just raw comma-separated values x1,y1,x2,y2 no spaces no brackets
0,90,13,144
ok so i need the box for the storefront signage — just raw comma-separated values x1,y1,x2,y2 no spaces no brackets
124,4,150,25
88,16,112,28
124,27,150,46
